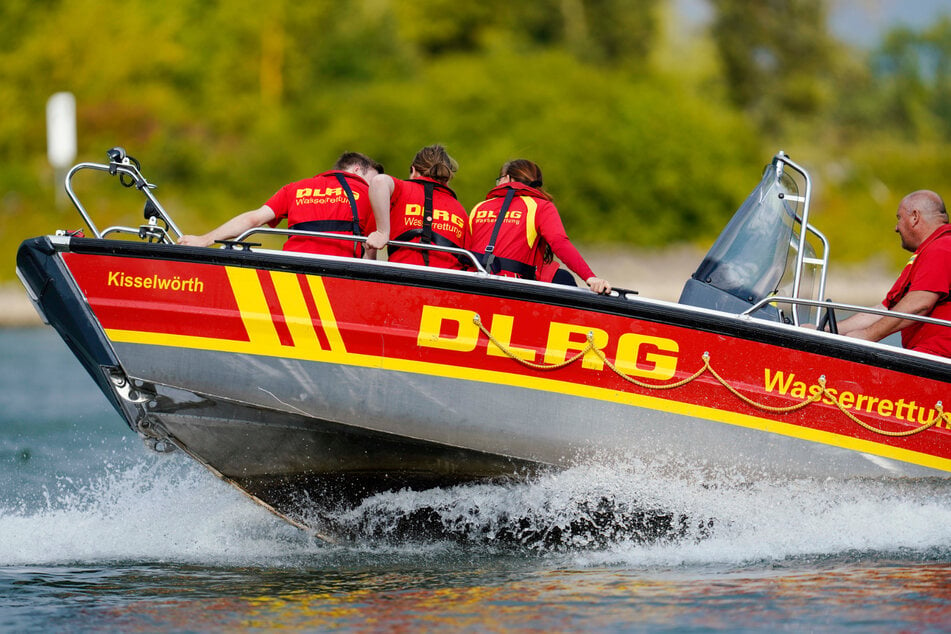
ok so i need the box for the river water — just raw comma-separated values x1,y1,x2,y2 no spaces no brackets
1,326,949,632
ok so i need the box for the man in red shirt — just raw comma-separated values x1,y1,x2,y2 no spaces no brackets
178,152,383,257
838,190,951,356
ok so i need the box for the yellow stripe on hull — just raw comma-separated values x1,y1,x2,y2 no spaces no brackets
104,325,951,475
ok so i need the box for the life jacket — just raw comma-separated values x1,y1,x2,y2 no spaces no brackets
388,178,468,267
472,188,537,279
288,172,364,257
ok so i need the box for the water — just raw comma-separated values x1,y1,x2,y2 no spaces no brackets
1,327,949,632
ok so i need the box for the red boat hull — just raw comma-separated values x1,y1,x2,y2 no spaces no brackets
16,236,951,530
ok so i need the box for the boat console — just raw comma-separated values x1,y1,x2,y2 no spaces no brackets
679,152,827,326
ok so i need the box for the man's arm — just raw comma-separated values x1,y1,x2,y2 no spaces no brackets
836,305,887,335
844,291,940,342
178,206,276,247
365,175,395,251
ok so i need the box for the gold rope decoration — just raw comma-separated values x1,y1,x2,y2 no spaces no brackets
592,347,707,390
473,314,593,370
473,315,948,437
820,379,945,437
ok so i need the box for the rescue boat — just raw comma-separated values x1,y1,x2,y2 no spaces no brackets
16,148,951,536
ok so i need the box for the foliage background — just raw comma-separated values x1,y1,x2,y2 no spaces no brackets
2,0,950,284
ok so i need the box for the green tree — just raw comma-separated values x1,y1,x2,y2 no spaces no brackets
7,0,947,286
872,16,951,141
389,0,658,67
710,0,835,130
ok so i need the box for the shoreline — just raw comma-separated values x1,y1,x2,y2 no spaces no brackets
1,284,42,327
0,249,894,328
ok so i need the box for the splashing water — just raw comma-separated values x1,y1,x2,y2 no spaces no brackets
0,454,315,567
337,457,951,563
3,451,948,568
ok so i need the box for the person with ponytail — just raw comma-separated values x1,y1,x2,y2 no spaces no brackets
365,145,471,270
469,159,611,294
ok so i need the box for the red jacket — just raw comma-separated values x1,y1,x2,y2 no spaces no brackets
469,182,594,281
386,177,470,270
884,223,951,356
266,170,373,257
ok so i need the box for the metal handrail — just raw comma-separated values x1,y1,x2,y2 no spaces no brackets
742,295,951,329
64,155,183,241
234,227,488,274
62,150,486,275
776,153,814,309
799,223,830,325
772,152,833,327
99,223,174,242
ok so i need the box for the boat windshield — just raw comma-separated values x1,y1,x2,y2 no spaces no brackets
690,163,799,304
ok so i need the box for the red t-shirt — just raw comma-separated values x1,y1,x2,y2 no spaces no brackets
883,223,951,356
265,170,374,257
387,177,470,270
469,182,594,281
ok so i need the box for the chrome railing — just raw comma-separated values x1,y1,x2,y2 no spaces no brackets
62,148,490,273
742,295,951,333
65,147,183,243
774,152,830,327
234,227,488,274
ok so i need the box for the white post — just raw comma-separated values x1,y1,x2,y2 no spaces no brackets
46,92,77,209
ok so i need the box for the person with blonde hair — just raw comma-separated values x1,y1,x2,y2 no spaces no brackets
365,145,470,269
469,159,611,294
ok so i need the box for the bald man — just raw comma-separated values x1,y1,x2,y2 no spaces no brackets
837,190,951,356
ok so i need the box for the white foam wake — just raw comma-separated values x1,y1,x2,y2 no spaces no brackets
0,454,315,567
2,453,949,567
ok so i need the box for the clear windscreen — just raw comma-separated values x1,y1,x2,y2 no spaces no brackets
690,163,800,304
